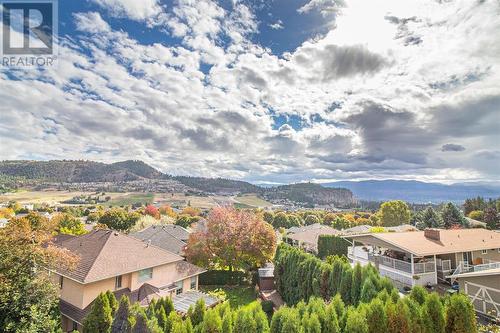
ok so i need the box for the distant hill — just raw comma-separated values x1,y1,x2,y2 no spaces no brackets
173,176,261,194
263,182,355,207
322,180,500,203
0,160,164,183
0,160,356,206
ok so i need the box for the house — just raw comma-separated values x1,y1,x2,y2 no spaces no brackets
0,218,8,228
284,224,341,253
51,230,214,332
130,224,190,256
345,228,500,288
451,268,500,319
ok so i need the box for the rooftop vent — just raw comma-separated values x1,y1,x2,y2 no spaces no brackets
424,228,441,241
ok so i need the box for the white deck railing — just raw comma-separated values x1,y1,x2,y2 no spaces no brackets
436,258,452,271
349,249,435,275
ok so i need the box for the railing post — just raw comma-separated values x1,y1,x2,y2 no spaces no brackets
411,254,414,286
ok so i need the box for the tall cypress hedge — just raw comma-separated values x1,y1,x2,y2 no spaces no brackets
274,243,395,306
317,235,350,259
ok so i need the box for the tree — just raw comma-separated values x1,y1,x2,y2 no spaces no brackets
83,293,113,333
144,205,160,219
222,313,233,333
302,313,321,333
185,207,276,271
317,235,350,259
111,296,132,333
53,213,87,235
0,216,77,333
351,264,363,305
339,269,353,305
440,203,467,229
467,210,484,221
273,212,291,229
132,310,150,333
201,309,222,333
189,299,205,326
483,207,499,230
378,200,411,227
233,308,258,333
445,294,477,333
409,286,427,305
416,207,443,230
105,290,118,316
159,205,176,218
181,206,201,217
365,299,387,333
175,215,199,229
344,308,368,333
385,300,410,333
423,293,445,333
304,215,321,226
99,208,140,231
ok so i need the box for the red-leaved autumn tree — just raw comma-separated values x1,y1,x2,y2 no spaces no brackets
144,205,160,219
185,206,276,271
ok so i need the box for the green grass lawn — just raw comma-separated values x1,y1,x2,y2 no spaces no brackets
200,286,257,308
235,194,272,208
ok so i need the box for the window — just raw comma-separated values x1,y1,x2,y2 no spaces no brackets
190,277,197,290
175,280,183,295
115,275,122,289
72,321,78,331
482,249,488,254
138,268,153,282
59,275,64,289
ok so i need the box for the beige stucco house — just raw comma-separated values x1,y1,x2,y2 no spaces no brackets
345,228,500,289
51,230,211,332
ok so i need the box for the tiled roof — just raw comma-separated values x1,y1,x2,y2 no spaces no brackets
130,225,189,255
287,225,340,245
346,228,500,256
53,230,184,283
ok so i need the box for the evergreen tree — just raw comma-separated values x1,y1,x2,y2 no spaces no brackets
105,290,118,317
359,278,377,304
365,298,387,333
441,203,467,228
222,313,233,333
166,311,182,333
351,264,363,305
302,313,321,333
233,309,257,333
201,309,222,333
83,293,113,333
409,286,427,305
280,309,301,333
385,300,410,333
155,306,167,332
171,321,187,333
445,294,477,333
190,298,206,326
111,295,132,333
185,318,194,333
404,298,425,333
416,207,443,229
339,269,353,305
254,307,270,333
344,308,368,333
423,293,445,333
323,303,340,333
132,310,150,333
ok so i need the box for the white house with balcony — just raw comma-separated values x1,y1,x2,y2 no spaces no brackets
345,228,500,288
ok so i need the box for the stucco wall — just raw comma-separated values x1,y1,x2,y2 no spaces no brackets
471,249,500,264
129,261,191,290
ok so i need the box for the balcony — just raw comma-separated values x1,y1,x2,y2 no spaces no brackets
348,246,436,274
448,260,500,281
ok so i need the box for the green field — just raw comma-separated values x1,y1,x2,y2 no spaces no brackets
106,193,154,206
234,194,272,208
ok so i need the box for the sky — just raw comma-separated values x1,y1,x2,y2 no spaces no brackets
0,0,499,185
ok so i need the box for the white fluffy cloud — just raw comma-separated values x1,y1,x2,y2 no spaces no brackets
1,0,499,184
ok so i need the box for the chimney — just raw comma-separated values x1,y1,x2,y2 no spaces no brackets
424,228,440,241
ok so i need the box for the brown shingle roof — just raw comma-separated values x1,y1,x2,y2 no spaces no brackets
287,225,340,245
53,230,184,283
346,228,500,256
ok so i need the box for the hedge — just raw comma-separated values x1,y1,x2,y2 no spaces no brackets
317,235,350,259
198,270,249,286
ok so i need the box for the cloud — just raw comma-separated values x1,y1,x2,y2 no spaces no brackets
73,12,110,33
90,0,162,21
1,0,500,184
441,144,466,152
269,20,284,30
297,0,345,16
